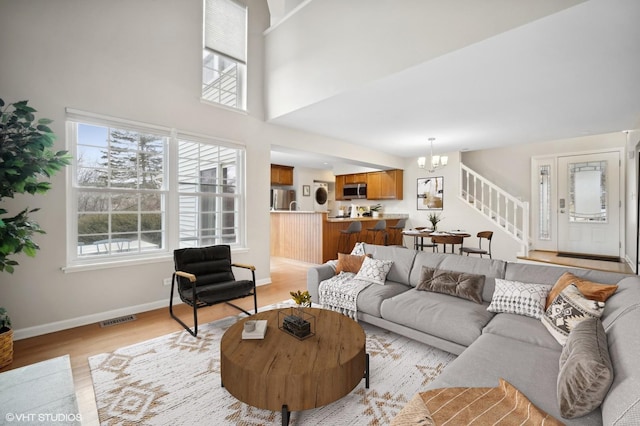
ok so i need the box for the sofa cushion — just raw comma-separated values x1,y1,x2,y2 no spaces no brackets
356,280,411,318
487,279,552,319
601,302,640,425
355,256,394,285
483,313,561,350
380,288,494,347
505,263,629,288
426,333,599,425
417,266,485,304
335,253,369,274
542,284,605,346
546,272,618,310
558,318,613,419
363,244,417,286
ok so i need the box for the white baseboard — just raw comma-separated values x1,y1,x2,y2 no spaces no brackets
13,276,272,340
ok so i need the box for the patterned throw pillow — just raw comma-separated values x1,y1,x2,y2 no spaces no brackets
354,256,394,285
486,279,552,319
541,284,605,346
350,242,366,256
417,266,485,304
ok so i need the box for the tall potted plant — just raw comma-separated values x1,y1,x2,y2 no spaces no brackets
0,98,71,366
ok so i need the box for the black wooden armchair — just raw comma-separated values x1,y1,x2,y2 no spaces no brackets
169,245,257,336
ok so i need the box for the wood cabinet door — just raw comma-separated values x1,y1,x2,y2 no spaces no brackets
367,172,382,199
366,170,403,200
271,164,294,185
344,173,367,184
279,166,293,185
380,170,403,199
335,175,345,200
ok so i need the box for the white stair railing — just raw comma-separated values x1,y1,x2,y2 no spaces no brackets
459,163,529,256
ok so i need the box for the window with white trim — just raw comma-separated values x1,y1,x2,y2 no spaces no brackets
203,0,247,109
67,112,245,266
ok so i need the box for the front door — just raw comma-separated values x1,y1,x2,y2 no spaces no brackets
557,151,620,258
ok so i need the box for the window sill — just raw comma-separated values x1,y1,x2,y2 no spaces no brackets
62,253,174,273
199,98,248,115
62,247,250,273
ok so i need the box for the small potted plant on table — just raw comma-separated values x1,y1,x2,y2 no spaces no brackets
428,212,442,231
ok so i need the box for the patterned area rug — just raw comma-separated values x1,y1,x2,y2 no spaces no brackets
89,309,455,425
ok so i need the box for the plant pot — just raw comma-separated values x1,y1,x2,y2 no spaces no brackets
0,327,13,369
372,211,380,218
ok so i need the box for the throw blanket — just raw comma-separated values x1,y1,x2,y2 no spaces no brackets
391,379,563,426
319,272,371,320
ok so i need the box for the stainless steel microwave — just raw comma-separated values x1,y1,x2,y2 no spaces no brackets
343,183,367,199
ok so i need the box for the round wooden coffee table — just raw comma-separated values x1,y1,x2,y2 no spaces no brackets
220,307,368,425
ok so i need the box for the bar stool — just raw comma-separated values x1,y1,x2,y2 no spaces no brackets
386,219,406,246
337,221,362,254
367,220,387,245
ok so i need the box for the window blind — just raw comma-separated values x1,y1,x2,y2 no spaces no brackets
205,0,247,63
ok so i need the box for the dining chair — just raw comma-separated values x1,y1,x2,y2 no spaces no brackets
460,231,493,258
431,234,464,254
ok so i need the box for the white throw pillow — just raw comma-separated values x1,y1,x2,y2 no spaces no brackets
487,278,552,319
354,256,393,286
350,242,365,256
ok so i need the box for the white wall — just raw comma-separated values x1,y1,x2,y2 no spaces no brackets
263,0,585,119
291,167,334,212
400,153,523,261
461,132,633,261
0,0,397,338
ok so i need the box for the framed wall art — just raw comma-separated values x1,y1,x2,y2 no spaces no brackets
302,185,311,197
417,177,443,210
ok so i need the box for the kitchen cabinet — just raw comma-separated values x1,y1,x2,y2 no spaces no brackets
270,164,294,186
344,173,367,184
367,170,403,200
335,173,367,201
335,169,404,200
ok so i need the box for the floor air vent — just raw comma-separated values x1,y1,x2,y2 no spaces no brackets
100,314,137,328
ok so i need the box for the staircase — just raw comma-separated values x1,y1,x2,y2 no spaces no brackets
459,163,529,256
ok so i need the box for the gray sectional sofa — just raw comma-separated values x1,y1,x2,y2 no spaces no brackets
306,243,640,425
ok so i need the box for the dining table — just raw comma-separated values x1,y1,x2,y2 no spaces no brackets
402,230,471,253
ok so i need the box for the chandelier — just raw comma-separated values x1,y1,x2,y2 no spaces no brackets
417,137,448,173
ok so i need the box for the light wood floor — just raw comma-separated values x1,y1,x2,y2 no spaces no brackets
0,257,311,426
520,250,634,274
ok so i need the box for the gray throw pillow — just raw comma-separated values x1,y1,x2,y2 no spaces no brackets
417,266,485,304
557,317,613,419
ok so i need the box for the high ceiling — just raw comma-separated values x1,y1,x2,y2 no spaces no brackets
270,0,640,170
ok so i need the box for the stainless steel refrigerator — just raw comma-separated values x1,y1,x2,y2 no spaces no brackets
271,189,296,210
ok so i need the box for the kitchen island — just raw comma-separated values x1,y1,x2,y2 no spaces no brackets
270,211,408,264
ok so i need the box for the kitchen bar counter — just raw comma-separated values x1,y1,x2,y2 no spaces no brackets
322,214,407,263
270,212,409,264
326,214,408,223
